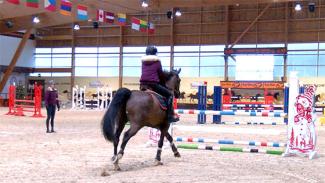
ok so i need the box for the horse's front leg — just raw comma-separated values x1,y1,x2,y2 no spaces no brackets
154,128,166,166
165,131,181,158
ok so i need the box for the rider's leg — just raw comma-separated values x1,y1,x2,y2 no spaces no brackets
150,84,179,123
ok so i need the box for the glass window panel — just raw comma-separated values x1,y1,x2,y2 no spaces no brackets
52,48,72,53
75,57,97,66
174,53,199,57
319,51,325,54
123,67,141,76
123,47,146,53
30,72,52,77
98,57,119,66
287,55,317,65
200,67,224,77
98,54,120,58
174,57,199,66
158,53,170,57
162,66,170,71
35,48,51,54
200,45,225,51
288,51,318,55
201,56,225,66
228,57,236,66
35,54,51,58
228,66,236,78
287,66,317,77
318,66,325,76
51,72,71,77
52,58,71,67
123,57,141,66
75,54,98,58
75,47,98,53
52,54,71,58
257,44,285,48
75,67,97,77
274,65,284,78
233,44,257,48
319,43,325,49
35,58,51,68
160,57,170,67
156,46,171,52
178,67,199,77
274,56,284,65
174,46,200,52
288,43,318,50
200,52,224,56
123,54,143,57
98,67,119,77
319,55,325,65
98,47,120,53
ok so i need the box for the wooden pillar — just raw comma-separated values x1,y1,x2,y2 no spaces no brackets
0,28,32,93
283,2,289,82
224,5,229,81
71,24,76,93
118,26,124,88
170,15,175,70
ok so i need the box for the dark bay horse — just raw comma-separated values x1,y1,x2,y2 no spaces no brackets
101,69,182,171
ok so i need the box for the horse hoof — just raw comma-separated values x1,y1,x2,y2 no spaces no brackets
117,153,123,160
174,152,181,158
154,160,163,166
114,165,121,171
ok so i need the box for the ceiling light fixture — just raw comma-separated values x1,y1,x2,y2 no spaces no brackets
295,3,302,11
73,24,80,30
141,0,148,8
175,8,182,17
33,16,40,24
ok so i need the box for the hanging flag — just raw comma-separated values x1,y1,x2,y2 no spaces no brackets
131,17,140,31
105,12,115,24
117,13,126,26
26,0,38,8
148,23,155,34
60,0,72,16
44,0,56,12
97,9,105,22
140,19,148,32
77,5,88,20
7,0,19,4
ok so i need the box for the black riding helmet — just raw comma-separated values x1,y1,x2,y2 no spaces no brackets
146,46,158,55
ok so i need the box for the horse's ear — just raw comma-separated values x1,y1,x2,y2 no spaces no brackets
177,68,181,74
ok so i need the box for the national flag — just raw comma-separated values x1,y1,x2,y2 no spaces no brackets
131,17,140,31
105,12,115,24
148,23,155,34
117,13,126,26
7,0,19,4
77,5,88,20
97,9,105,22
26,0,38,8
140,19,148,32
60,0,72,16
44,0,56,12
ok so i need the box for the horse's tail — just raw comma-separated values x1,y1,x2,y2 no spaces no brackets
101,88,131,143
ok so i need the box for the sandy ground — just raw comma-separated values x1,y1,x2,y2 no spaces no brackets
1,107,325,183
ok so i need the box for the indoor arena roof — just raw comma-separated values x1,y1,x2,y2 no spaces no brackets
0,0,299,33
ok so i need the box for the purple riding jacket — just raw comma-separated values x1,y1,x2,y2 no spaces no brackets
140,55,164,84
44,87,59,107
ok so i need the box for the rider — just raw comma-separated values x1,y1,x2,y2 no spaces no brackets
140,46,179,123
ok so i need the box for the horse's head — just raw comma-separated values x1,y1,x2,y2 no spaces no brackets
165,68,181,98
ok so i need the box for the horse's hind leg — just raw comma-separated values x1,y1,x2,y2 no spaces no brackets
154,128,166,166
113,123,141,170
165,131,181,158
112,121,126,162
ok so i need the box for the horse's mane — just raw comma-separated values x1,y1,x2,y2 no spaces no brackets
160,70,177,85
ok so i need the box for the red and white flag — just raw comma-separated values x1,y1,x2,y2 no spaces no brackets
105,12,115,24
97,9,105,22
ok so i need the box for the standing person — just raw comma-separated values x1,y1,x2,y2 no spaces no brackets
44,80,60,133
140,46,179,123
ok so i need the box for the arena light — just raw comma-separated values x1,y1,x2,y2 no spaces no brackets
33,16,40,24
73,24,80,31
308,2,315,12
175,8,182,17
295,3,302,11
141,0,148,8
5,20,13,28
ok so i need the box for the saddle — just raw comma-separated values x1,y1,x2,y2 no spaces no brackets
143,90,168,111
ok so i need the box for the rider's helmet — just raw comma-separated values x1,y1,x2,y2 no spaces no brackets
145,46,158,55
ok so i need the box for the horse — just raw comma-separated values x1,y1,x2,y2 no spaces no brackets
178,91,186,101
101,69,182,171
189,92,198,103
